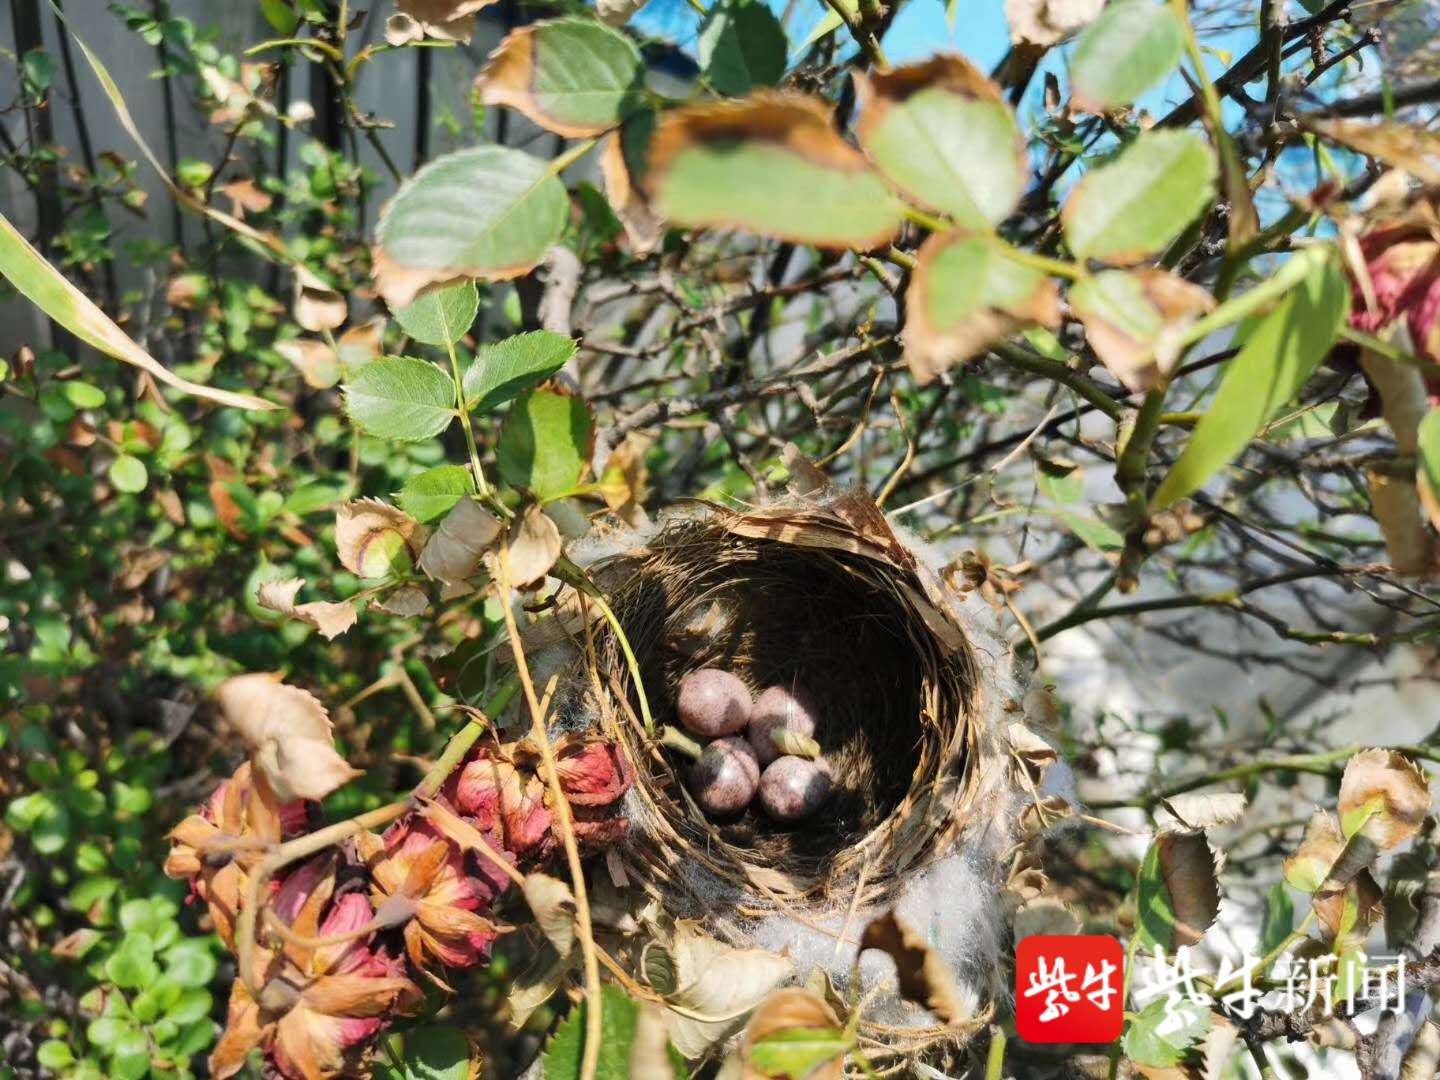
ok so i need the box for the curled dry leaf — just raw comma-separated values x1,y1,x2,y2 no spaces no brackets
904,230,1060,383
487,504,563,589
741,988,846,1080
600,123,663,254
275,338,341,389
257,577,360,640
1284,809,1347,894
394,0,496,42
215,673,361,802
1338,748,1430,849
1070,269,1216,393
1005,0,1105,46
522,872,577,957
384,12,424,46
660,922,793,1057
335,499,427,579
293,266,347,333
1007,722,1056,781
597,0,649,27
1306,118,1440,186
649,94,903,250
220,178,272,217
377,584,430,618
1147,831,1221,948
859,910,972,1025
418,498,503,584
1366,464,1435,577
1159,792,1248,831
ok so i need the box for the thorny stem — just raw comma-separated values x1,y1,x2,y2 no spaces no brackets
497,544,604,1080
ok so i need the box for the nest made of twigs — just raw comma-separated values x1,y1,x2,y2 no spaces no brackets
570,475,998,920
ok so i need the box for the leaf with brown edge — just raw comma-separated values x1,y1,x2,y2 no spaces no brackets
417,498,503,585
334,499,427,580
1338,749,1430,850
487,504,562,589
855,55,1025,231
256,577,360,640
478,18,645,138
522,872,577,957
215,673,361,802
1135,831,1220,950
1159,792,1247,831
1314,867,1385,944
395,0,498,42
649,94,903,250
859,910,972,1025
600,110,663,254
1070,269,1216,393
1284,810,1345,894
741,989,846,1080
904,230,1059,383
660,922,792,1057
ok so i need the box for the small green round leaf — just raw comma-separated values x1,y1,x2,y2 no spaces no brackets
64,380,107,409
108,454,148,494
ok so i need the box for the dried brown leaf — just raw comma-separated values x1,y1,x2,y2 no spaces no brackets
1155,831,1220,948
859,910,973,1025
293,266,347,333
488,504,562,589
274,338,341,389
1338,748,1430,849
599,132,663,254
215,673,361,801
1073,269,1216,393
522,872,577,957
740,988,844,1080
1005,0,1104,46
1305,118,1440,184
256,577,360,640
1159,792,1248,831
418,498,503,584
335,498,427,579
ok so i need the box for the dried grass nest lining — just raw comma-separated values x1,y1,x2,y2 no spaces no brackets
578,496,988,906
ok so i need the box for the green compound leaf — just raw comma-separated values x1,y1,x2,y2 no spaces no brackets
1062,129,1216,263
856,55,1026,230
1069,0,1185,112
393,280,479,348
699,0,788,97
463,330,578,414
343,356,456,442
650,95,903,249
496,388,593,500
1151,248,1349,510
374,146,568,308
479,18,645,137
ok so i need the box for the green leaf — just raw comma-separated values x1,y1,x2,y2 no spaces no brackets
164,987,212,1025
748,1025,850,1077
1151,249,1350,510
393,281,479,348
1062,130,1216,262
699,0,788,97
497,389,592,500
343,357,456,442
64,380,107,409
398,465,477,523
86,1016,131,1049
857,57,1025,230
374,147,568,306
480,18,644,137
1055,509,1124,552
105,932,159,990
1069,0,1185,111
543,984,683,1080
463,330,577,414
38,1040,76,1070
651,97,903,249
1121,996,1208,1067
259,0,301,34
0,209,270,410
163,938,218,988
401,1025,472,1080
108,454,149,494
1259,881,1295,956
1134,832,1220,952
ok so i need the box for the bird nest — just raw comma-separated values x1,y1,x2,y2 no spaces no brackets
563,470,1003,925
